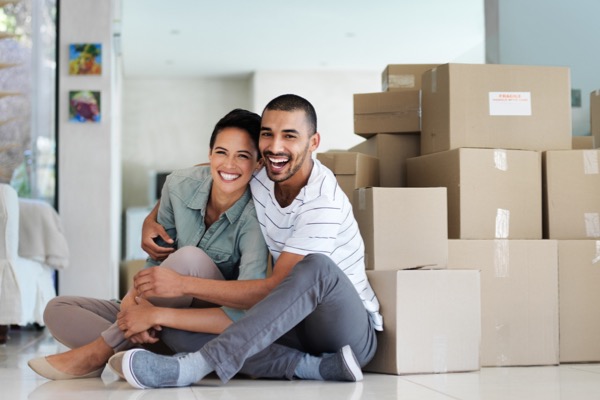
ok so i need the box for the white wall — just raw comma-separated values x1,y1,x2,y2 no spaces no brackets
58,0,120,298
121,77,252,209
251,70,381,153
487,0,600,136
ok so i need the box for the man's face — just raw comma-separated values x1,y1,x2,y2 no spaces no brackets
259,109,318,184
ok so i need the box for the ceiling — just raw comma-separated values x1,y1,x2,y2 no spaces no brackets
119,0,486,78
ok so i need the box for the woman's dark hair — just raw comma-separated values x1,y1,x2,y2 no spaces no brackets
209,109,261,155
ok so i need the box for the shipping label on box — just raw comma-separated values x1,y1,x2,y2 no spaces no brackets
448,240,559,367
365,269,481,375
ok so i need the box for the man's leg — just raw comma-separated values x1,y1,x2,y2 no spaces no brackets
223,253,377,380
122,254,377,387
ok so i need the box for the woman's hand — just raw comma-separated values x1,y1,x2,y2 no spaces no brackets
117,297,162,341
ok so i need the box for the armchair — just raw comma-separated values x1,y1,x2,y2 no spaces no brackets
0,183,69,343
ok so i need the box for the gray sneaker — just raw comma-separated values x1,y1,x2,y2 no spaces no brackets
319,345,363,382
122,349,183,389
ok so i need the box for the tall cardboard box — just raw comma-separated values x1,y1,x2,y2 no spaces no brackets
120,259,146,297
421,63,572,155
353,91,421,137
354,187,448,270
365,269,481,375
407,148,542,239
543,150,600,239
592,90,600,149
317,152,379,201
448,240,559,367
558,240,600,362
349,133,420,187
381,64,439,92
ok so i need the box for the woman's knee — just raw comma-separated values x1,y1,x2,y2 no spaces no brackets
162,246,223,279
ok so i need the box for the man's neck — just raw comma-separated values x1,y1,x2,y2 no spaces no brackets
274,160,314,208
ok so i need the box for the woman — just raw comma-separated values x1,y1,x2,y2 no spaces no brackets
28,109,268,379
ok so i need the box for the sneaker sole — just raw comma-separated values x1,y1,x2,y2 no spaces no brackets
122,349,150,389
341,345,363,382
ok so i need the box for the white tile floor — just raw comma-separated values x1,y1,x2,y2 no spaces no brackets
3,327,600,400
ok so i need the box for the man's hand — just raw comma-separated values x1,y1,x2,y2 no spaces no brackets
141,201,174,261
117,297,162,341
134,266,185,298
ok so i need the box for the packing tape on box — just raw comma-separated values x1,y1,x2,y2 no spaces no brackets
593,241,600,264
494,239,510,278
430,67,437,93
494,149,508,171
585,213,600,238
495,208,510,239
583,150,599,174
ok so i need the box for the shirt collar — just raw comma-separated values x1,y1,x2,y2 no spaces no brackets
186,174,251,223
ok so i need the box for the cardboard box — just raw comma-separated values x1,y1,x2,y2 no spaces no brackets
407,148,542,239
448,240,559,367
421,63,572,155
349,133,420,187
542,150,600,239
120,259,146,297
353,91,421,137
381,64,439,92
365,269,481,375
572,136,595,149
558,240,600,362
317,152,379,200
354,187,448,270
592,90,600,149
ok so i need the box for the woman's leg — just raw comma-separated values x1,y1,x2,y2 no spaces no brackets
34,246,224,377
38,296,121,376
148,246,225,309
44,296,121,349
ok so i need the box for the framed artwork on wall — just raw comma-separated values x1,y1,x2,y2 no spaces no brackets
68,43,102,75
68,90,101,123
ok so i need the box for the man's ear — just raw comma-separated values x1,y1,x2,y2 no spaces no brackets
309,132,321,152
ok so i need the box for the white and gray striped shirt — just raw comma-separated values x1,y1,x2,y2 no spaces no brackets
250,159,383,331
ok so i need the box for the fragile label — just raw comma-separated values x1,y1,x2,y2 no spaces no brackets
489,92,532,116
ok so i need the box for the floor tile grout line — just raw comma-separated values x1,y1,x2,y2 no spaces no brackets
399,376,465,400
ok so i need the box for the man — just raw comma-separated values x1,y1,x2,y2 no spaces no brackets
124,94,382,389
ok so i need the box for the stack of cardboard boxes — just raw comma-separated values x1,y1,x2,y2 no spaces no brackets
318,62,600,375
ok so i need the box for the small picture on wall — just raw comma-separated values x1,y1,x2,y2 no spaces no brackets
69,90,101,123
69,43,102,75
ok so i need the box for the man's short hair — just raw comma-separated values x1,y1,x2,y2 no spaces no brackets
210,109,261,154
263,94,317,135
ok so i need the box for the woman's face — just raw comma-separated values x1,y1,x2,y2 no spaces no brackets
209,127,260,198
